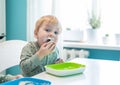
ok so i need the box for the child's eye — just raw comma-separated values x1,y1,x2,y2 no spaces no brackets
54,31,59,35
46,29,51,32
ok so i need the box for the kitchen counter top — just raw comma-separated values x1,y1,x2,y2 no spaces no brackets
63,41,120,50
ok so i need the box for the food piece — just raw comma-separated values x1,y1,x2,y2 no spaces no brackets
19,81,34,85
46,37,54,42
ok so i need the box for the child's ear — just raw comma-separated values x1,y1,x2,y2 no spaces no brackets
34,30,38,38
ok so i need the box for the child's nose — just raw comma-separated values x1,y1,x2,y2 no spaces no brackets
48,32,54,37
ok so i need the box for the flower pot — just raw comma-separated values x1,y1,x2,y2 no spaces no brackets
102,36,109,44
86,29,98,44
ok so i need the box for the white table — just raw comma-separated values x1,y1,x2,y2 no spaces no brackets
33,58,120,85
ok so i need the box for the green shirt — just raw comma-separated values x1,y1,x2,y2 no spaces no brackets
20,41,59,77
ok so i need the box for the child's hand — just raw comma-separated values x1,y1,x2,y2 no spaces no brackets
36,42,56,58
55,58,64,64
12,75,23,80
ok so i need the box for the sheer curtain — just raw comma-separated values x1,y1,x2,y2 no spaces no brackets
27,0,53,41
54,0,92,30
100,0,120,34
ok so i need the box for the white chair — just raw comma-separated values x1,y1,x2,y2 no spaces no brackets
0,40,28,75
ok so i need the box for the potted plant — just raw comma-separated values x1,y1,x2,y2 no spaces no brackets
102,34,109,44
89,13,101,29
87,12,101,43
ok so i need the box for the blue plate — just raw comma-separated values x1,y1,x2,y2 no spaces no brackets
1,77,51,85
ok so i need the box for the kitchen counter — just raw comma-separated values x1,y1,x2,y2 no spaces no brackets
63,41,120,50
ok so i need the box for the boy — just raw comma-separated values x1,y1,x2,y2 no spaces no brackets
20,15,63,77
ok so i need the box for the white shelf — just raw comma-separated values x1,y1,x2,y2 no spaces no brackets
63,41,120,50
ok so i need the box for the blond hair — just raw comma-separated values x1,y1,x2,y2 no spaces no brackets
34,15,62,34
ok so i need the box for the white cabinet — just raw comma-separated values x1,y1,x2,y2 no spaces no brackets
0,0,6,42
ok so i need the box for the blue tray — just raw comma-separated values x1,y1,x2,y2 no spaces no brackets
1,77,51,85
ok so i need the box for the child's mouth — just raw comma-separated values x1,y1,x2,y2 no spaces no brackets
46,38,51,42
44,37,54,42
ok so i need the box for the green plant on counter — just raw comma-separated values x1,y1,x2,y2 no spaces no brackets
89,13,101,29
105,34,109,37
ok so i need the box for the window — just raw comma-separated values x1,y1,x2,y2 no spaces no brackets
100,0,120,34
54,0,91,30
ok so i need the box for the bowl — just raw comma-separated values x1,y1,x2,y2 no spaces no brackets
1,77,51,85
45,62,86,76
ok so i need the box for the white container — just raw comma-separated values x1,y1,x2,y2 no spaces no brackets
115,34,120,45
62,29,84,42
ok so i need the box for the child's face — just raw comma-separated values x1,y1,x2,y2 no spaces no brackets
35,22,60,46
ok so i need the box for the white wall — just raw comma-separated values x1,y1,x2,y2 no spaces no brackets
0,0,6,42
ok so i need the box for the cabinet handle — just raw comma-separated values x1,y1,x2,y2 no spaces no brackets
0,33,5,39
